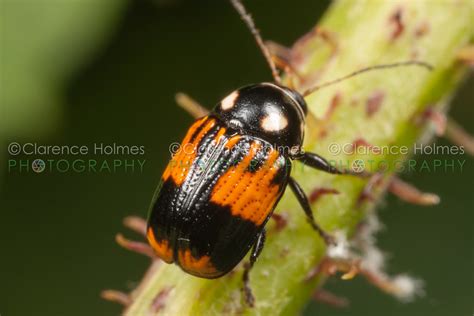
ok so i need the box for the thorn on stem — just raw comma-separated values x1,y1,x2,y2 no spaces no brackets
116,233,156,258
421,107,447,136
313,289,350,308
388,177,440,206
175,92,209,119
357,172,384,206
123,216,147,237
304,258,329,282
101,290,132,306
456,45,474,66
444,118,474,156
309,256,424,302
362,271,424,302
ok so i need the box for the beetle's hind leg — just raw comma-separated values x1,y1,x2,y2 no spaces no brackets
175,92,209,119
288,177,335,245
242,229,266,307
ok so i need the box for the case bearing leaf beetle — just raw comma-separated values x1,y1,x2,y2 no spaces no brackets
145,0,432,306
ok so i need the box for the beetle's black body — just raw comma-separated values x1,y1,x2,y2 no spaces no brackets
147,83,305,277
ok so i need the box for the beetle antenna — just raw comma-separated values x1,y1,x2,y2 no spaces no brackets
302,61,433,97
230,0,282,84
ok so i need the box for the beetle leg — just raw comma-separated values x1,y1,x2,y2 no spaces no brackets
243,229,266,307
297,152,439,207
294,151,369,177
175,92,209,119
288,177,335,245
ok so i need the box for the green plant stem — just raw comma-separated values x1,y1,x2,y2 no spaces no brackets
122,1,472,315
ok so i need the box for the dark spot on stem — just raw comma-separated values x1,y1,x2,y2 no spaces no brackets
389,7,404,40
352,138,381,154
309,188,340,204
324,92,342,120
271,212,288,231
150,287,173,313
414,21,430,38
366,90,385,117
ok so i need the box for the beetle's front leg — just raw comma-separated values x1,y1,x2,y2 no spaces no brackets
294,151,368,177
288,177,335,245
243,228,266,307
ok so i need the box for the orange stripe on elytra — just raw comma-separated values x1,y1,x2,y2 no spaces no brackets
147,227,173,263
177,249,217,276
214,127,227,145
162,116,208,182
225,153,260,208
165,117,216,186
213,141,261,206
239,150,281,224
211,143,283,226
224,135,241,149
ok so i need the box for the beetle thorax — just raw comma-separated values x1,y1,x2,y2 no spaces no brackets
214,83,307,152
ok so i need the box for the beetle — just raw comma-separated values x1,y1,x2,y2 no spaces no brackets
147,83,343,305
146,0,432,306
147,81,340,269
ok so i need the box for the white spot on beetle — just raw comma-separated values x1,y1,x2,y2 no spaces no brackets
261,112,288,132
220,91,239,110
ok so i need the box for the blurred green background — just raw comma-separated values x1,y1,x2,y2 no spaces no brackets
1,0,472,315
